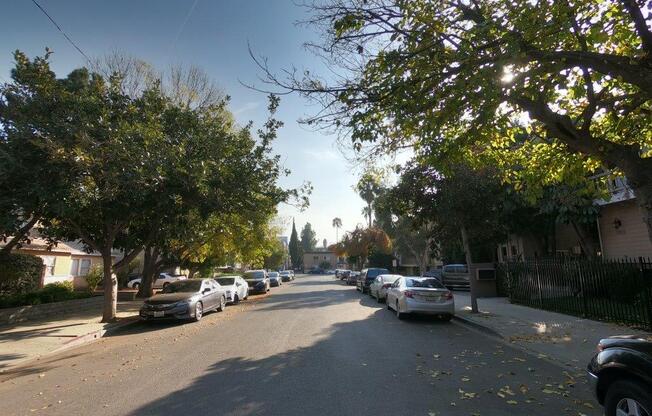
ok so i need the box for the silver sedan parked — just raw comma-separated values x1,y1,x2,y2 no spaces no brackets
386,276,454,321
140,279,226,322
369,274,402,303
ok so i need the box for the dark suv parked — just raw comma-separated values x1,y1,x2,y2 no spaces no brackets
587,335,652,416
357,268,390,294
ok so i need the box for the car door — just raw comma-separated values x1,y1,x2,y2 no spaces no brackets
200,281,216,310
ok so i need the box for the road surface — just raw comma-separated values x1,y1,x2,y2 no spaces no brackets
0,275,599,416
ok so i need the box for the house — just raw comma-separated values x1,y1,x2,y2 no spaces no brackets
0,237,115,290
498,174,652,262
303,249,339,270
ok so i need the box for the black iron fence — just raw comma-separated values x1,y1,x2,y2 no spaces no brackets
496,257,652,330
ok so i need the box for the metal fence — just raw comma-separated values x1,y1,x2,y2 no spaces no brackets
496,257,652,330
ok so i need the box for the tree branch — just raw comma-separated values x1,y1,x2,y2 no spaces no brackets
619,0,652,57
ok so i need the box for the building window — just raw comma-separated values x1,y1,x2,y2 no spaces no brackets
71,259,80,276
501,246,508,258
79,259,91,276
313,256,318,261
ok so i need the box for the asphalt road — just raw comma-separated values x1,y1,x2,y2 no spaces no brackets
0,275,600,416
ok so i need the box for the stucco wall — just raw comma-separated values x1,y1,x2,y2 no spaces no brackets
599,200,652,259
303,252,337,270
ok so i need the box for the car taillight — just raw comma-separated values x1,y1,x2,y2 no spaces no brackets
444,291,453,300
404,290,414,298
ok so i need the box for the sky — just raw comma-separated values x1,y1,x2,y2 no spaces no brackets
0,0,372,245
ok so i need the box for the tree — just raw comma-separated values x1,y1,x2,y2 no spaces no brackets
257,0,652,244
334,226,392,269
355,169,383,228
300,222,318,251
289,219,302,269
332,217,342,242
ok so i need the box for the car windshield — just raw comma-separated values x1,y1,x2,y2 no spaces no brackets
216,278,235,285
244,271,265,279
162,280,202,293
406,278,445,289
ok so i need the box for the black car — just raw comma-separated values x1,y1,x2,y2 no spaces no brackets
587,335,652,416
244,270,270,294
356,268,390,294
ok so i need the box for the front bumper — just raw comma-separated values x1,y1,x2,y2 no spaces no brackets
140,303,191,320
247,281,267,293
586,369,600,403
404,299,455,315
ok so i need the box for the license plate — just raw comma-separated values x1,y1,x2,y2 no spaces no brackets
153,311,165,317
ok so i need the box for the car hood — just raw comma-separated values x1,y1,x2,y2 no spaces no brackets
146,293,197,304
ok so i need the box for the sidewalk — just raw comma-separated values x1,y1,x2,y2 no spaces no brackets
453,293,651,370
0,300,141,372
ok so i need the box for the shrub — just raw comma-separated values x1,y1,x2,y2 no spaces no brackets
0,280,90,309
0,253,44,295
84,266,103,293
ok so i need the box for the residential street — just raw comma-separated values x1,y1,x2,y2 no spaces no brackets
0,275,600,416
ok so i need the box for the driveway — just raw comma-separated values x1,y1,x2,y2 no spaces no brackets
0,275,599,416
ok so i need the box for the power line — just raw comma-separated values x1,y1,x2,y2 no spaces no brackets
30,0,92,64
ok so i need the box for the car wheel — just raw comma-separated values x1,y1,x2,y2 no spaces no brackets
163,282,170,289
193,302,203,322
396,301,405,320
217,296,226,312
132,282,140,290
233,294,239,304
605,379,652,416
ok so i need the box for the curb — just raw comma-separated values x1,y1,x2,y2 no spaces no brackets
452,314,582,371
452,315,503,339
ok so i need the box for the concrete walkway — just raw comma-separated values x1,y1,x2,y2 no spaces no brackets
453,292,651,370
0,301,141,372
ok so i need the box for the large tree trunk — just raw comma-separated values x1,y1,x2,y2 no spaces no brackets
136,246,159,298
101,248,117,323
460,224,479,313
570,221,598,259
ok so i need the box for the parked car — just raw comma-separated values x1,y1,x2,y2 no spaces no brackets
308,268,324,274
214,275,249,304
346,271,359,285
279,270,293,282
356,268,390,294
423,269,443,280
369,274,402,303
441,264,470,290
386,276,454,321
587,335,652,416
128,272,187,290
268,271,282,287
338,269,351,281
244,269,270,294
139,278,226,322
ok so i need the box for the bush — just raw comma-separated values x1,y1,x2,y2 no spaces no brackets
0,280,90,309
84,266,103,293
0,253,44,295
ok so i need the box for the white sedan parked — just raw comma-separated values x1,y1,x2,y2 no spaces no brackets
214,275,249,304
386,276,454,321
369,274,402,303
128,273,187,290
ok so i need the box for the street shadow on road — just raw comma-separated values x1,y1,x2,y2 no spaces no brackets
0,351,88,381
125,309,599,416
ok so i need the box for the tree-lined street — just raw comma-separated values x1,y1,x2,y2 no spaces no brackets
0,276,599,416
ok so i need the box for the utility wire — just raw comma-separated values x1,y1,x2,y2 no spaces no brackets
30,0,92,64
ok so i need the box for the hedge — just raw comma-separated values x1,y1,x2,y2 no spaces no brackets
0,281,91,309
0,253,44,295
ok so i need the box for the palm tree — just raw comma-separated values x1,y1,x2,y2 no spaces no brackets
332,217,342,242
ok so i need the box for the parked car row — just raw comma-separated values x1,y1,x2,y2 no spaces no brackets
139,269,295,322
343,268,455,321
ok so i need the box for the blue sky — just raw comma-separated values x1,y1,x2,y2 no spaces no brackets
0,0,369,244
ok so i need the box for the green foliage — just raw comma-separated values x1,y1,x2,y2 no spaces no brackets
0,253,43,295
289,220,302,269
84,266,103,293
318,261,332,270
300,222,318,252
263,238,287,270
0,281,90,309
